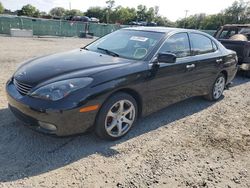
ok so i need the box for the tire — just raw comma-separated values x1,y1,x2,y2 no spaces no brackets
95,92,138,140
204,73,226,101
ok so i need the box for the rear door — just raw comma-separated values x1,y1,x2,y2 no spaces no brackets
187,32,224,97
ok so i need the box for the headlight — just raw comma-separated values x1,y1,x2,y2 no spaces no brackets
30,78,93,101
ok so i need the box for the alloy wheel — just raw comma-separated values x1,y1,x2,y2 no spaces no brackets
213,76,225,100
105,100,136,138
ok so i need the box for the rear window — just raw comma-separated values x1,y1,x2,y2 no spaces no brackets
190,33,215,55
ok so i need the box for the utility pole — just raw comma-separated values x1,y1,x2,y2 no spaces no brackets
69,1,71,10
184,10,189,28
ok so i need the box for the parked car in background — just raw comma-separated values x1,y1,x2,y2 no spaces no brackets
129,21,157,26
89,17,99,23
6,27,237,140
71,16,90,22
147,22,157,26
214,24,250,77
66,16,99,23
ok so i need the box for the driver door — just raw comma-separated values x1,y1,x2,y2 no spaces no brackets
144,32,198,114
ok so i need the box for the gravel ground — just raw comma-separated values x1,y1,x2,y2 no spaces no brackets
0,36,249,188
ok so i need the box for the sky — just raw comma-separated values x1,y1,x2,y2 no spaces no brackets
1,0,238,21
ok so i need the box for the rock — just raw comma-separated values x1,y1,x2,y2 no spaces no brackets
116,182,122,187
233,177,240,184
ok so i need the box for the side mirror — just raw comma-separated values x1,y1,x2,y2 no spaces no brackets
157,52,177,64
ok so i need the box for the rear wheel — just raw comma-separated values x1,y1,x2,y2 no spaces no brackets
95,92,138,140
204,73,226,101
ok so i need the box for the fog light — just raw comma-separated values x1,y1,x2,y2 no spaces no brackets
38,121,57,132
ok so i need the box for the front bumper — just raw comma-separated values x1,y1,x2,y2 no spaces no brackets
6,81,99,136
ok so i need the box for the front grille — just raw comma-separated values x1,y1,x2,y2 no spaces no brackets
13,79,32,95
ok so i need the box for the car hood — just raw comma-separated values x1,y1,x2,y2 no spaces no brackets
14,49,132,86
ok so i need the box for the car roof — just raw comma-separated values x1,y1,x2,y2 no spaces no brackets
122,26,200,34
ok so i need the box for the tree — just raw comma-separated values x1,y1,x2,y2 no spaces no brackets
110,6,137,24
176,0,250,30
224,0,248,23
154,6,159,17
137,5,147,21
85,7,106,22
18,4,40,17
49,7,66,17
65,9,83,17
201,13,225,30
84,2,176,26
155,16,175,27
146,7,155,22
106,0,115,23
0,2,4,14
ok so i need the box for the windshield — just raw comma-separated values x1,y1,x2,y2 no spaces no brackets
86,29,164,60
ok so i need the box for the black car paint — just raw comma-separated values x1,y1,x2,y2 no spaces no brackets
6,27,238,136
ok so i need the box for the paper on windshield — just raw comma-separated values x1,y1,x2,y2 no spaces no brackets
130,36,148,42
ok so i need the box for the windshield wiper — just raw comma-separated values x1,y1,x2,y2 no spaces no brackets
81,46,89,50
97,47,120,57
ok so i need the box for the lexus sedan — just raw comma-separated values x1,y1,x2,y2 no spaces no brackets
6,27,238,140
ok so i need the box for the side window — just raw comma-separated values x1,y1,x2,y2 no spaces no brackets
159,33,191,58
190,33,214,55
219,29,238,39
219,30,228,39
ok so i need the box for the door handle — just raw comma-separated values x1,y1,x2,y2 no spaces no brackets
186,64,196,69
216,59,223,63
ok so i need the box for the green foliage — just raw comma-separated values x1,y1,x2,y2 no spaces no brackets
106,0,116,23
65,9,83,17
0,2,4,14
155,16,176,27
83,3,173,26
137,5,147,21
109,6,137,24
18,4,40,17
176,0,250,30
49,7,66,17
106,0,115,9
224,0,248,23
3,0,250,30
85,7,106,22
49,7,83,18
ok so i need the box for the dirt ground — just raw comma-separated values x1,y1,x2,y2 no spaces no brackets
0,36,249,188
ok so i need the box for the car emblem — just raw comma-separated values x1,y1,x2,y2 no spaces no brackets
17,71,26,78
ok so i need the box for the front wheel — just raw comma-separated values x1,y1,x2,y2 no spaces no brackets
95,92,138,140
204,73,226,101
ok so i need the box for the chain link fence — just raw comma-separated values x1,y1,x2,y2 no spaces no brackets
0,15,123,37
0,15,216,37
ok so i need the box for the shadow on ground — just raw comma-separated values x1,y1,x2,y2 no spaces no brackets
231,72,250,87
0,76,248,182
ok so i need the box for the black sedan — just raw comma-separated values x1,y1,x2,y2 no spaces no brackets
6,27,238,140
